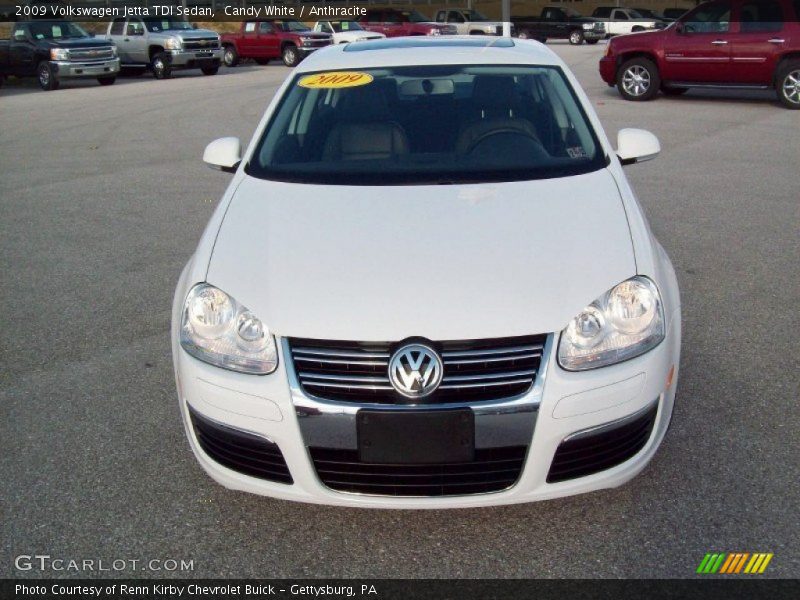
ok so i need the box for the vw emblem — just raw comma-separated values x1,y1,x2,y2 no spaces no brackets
388,344,443,399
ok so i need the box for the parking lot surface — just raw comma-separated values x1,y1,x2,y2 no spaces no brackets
1,42,798,578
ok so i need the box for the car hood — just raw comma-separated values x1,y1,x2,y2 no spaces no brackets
169,29,219,40
206,168,636,341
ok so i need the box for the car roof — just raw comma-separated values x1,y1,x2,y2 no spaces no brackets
296,37,563,73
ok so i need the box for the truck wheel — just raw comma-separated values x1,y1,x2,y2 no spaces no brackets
223,45,239,67
97,76,116,86
201,66,219,76
776,61,800,109
569,30,584,45
37,61,59,91
282,44,299,67
617,57,660,101
151,53,172,79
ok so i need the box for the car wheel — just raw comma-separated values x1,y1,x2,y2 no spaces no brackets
282,44,299,67
151,52,172,79
97,76,116,86
569,30,584,45
254,58,270,65
776,61,800,110
37,61,59,91
586,39,599,45
201,65,219,76
223,45,239,67
617,57,660,101
662,86,688,96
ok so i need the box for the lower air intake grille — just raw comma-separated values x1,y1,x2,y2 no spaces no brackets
547,403,658,483
289,335,547,405
189,406,292,484
310,446,527,496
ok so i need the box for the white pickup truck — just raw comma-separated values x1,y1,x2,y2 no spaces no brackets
434,8,507,36
590,7,662,36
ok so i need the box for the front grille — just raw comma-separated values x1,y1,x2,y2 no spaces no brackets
289,335,547,405
547,403,658,483
69,47,114,61
189,406,292,484
310,446,527,496
183,38,220,50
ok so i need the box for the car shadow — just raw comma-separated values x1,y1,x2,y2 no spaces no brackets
600,85,779,106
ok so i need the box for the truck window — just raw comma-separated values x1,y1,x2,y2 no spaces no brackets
448,11,466,23
259,22,274,34
594,8,612,18
110,19,125,36
385,12,401,23
435,10,445,22
244,22,256,33
739,0,783,32
613,10,629,20
683,2,731,33
12,26,27,40
126,20,145,36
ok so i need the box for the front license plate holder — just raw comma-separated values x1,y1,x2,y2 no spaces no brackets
357,410,475,464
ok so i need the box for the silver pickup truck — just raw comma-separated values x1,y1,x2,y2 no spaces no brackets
104,17,222,79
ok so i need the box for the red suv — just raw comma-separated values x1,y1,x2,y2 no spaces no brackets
359,9,457,37
599,0,800,108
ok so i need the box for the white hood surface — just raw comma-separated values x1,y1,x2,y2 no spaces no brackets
207,168,636,341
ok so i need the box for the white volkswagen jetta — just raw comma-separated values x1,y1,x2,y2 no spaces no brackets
172,37,680,508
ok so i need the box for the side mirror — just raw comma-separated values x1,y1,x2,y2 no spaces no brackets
616,128,660,165
674,21,684,34
203,137,241,173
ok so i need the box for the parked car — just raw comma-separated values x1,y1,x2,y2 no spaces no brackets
221,20,331,67
663,8,692,19
313,20,385,44
434,8,507,36
0,20,119,91
175,37,681,508
359,9,457,37
599,0,800,108
104,17,221,79
513,7,606,45
591,7,663,36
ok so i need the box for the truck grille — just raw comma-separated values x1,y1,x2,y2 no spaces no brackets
310,445,527,496
183,38,220,50
288,335,546,405
69,47,114,62
547,403,658,483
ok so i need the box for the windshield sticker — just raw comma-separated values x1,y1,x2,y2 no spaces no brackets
299,72,374,89
566,147,589,159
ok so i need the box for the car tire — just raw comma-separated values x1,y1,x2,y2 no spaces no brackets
569,30,584,45
662,86,688,96
97,76,116,86
151,52,172,79
617,57,660,101
37,61,59,91
586,39,599,45
254,58,270,65
282,44,299,67
776,60,800,110
201,66,219,76
223,45,239,67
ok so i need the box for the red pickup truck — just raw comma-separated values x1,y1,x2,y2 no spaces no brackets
359,9,457,37
599,0,800,108
221,20,332,68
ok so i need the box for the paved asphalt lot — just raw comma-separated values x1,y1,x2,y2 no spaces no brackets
1,41,798,579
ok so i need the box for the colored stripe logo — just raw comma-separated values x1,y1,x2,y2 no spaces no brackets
697,552,773,574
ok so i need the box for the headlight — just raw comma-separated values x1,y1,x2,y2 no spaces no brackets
558,277,665,371
111,46,118,58
180,283,278,375
428,29,441,36
50,48,69,61
582,23,594,29
165,38,182,50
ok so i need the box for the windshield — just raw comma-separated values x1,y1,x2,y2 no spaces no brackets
275,20,311,32
331,21,364,32
404,10,431,23
28,21,89,40
247,65,606,186
144,18,194,32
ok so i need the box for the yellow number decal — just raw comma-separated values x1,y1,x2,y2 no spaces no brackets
298,72,374,89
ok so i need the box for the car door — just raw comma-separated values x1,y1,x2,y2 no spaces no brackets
662,1,733,83
257,21,280,58
9,25,36,76
730,0,787,84
108,18,128,61
611,9,631,35
239,22,258,57
124,19,147,64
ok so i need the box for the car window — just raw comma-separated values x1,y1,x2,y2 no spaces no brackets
448,11,466,23
110,18,125,35
739,0,783,32
683,2,731,33
248,65,607,186
613,10,629,20
126,20,144,36
244,22,256,33
259,22,274,33
594,8,612,18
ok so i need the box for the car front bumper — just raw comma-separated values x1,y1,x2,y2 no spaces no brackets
172,272,681,509
584,30,606,41
51,58,120,79
167,48,223,68
599,56,617,85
